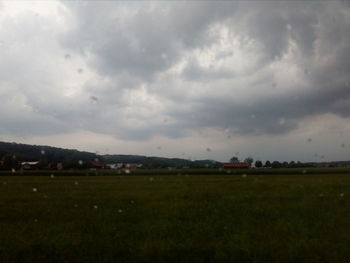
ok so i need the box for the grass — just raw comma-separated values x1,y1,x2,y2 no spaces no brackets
0,173,349,262
1,167,350,176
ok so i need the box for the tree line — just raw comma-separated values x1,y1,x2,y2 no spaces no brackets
230,156,316,168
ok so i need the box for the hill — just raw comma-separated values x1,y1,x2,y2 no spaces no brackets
0,141,220,169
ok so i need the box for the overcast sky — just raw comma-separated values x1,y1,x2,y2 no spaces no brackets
0,0,350,162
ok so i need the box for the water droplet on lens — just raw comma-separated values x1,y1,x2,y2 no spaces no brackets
11,168,16,173
77,68,84,74
50,174,55,178
242,174,247,178
206,147,211,152
90,96,98,104
149,177,154,181
41,150,45,155
341,143,345,148
307,138,312,143
32,188,37,192
78,160,83,165
118,209,123,213
302,170,307,174
279,118,285,125
93,205,98,209
64,54,71,59
74,181,79,185
125,169,130,174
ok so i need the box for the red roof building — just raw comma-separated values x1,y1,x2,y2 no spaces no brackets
91,161,104,169
222,162,250,169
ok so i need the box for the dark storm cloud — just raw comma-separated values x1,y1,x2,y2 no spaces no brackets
61,1,237,83
161,0,350,137
57,0,350,139
169,80,350,136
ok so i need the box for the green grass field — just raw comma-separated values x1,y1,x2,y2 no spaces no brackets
0,173,349,262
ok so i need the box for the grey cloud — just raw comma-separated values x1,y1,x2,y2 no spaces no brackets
242,11,290,60
181,57,234,81
61,0,350,139
163,1,350,137
0,104,71,137
61,1,237,83
167,73,350,137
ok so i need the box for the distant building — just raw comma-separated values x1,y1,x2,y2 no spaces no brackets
105,163,123,169
124,163,143,169
90,161,104,169
57,162,63,170
21,161,39,170
222,162,250,169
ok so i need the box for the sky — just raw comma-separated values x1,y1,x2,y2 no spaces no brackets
0,0,350,163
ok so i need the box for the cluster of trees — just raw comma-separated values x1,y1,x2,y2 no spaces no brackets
0,142,99,170
230,156,314,168
103,155,222,169
255,160,315,168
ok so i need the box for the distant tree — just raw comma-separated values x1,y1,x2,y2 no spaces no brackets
271,161,281,168
255,160,263,168
38,159,49,169
282,161,289,168
230,156,239,163
264,160,272,167
244,157,254,166
289,161,296,168
1,153,19,170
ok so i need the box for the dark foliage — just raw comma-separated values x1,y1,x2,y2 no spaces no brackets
0,141,221,170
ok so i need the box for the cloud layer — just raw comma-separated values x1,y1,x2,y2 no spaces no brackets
1,0,350,161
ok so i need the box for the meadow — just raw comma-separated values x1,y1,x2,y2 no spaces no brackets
0,172,349,262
